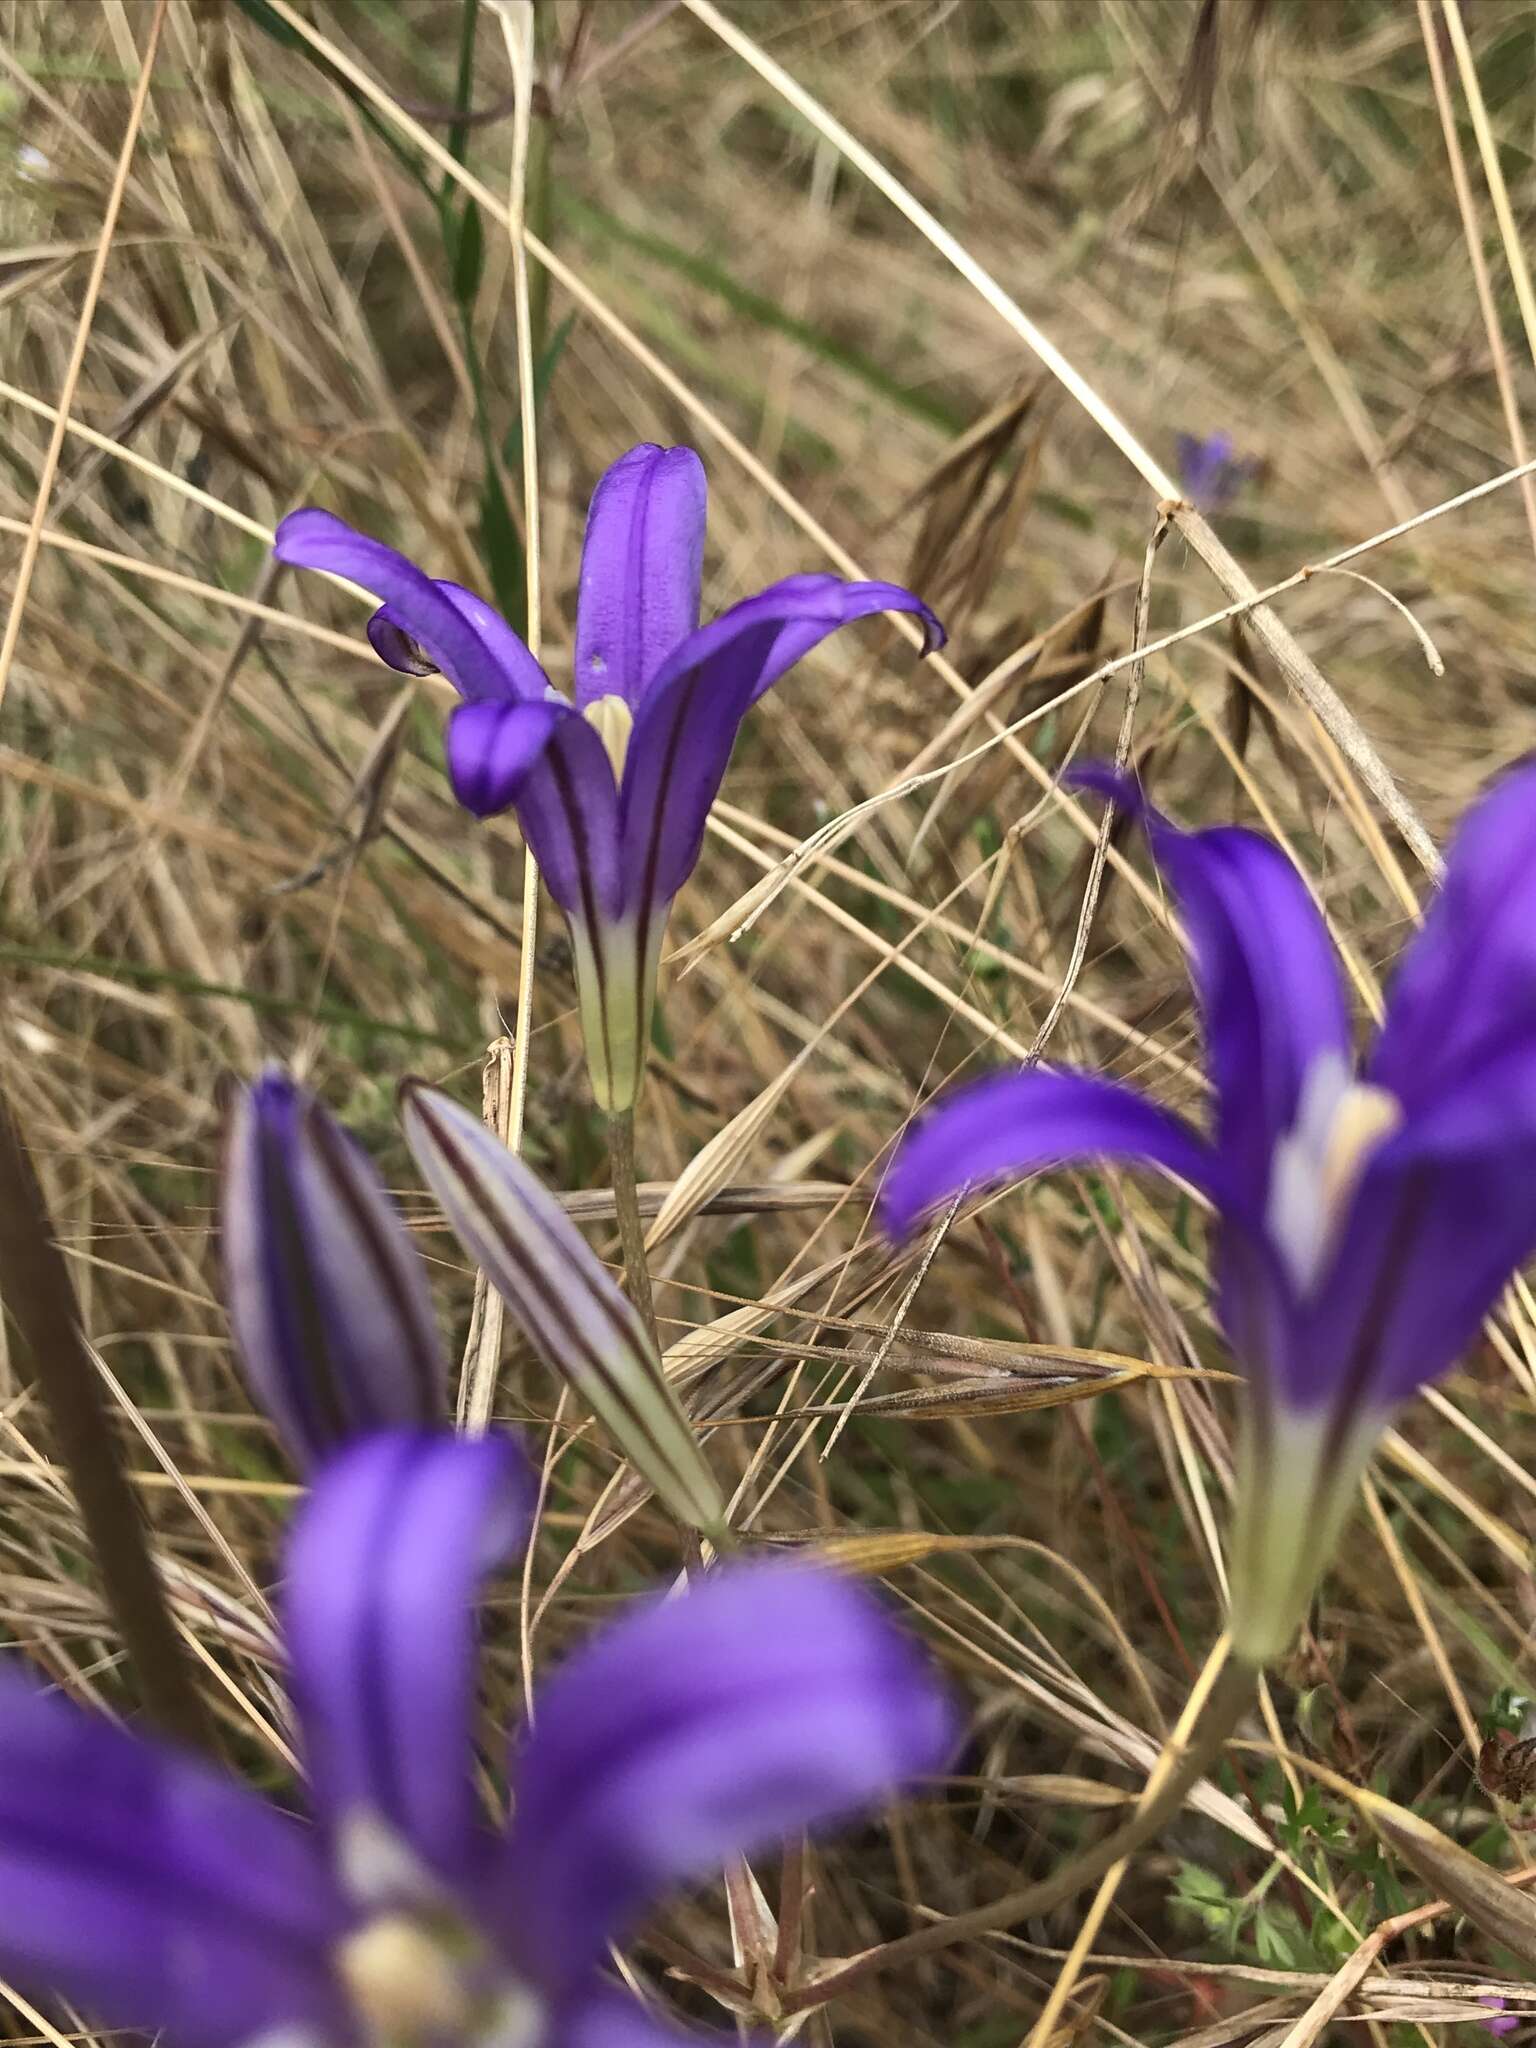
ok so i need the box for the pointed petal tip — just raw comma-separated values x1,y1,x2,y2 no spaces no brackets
272,506,351,565
1064,761,1149,818
916,600,946,656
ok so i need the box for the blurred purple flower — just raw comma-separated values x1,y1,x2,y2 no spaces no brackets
275,446,944,1112
1175,431,1256,515
0,1429,956,2048
1483,2000,1522,2038
222,1067,447,1469
880,761,1536,1661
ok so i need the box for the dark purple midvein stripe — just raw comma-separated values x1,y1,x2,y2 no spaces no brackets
412,1104,698,1490
626,663,713,1091
633,666,703,935
545,740,617,1091
1317,1174,1428,1479
304,1108,440,1419
260,1119,348,1454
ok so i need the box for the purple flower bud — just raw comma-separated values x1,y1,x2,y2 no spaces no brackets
221,1069,446,1469
399,1080,722,1531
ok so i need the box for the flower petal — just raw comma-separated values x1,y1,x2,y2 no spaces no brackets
500,1560,955,1992
283,1431,532,1901
444,699,622,921
368,581,549,701
574,445,707,710
1305,1031,1536,1411
618,573,943,920
1077,770,1352,1209
399,1083,722,1529
878,1067,1223,1241
275,509,546,703
1371,757,1536,1108
0,1673,346,2048
222,1070,447,1470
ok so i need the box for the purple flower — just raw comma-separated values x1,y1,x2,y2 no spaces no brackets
0,1429,956,2048
1484,2000,1522,2038
274,445,944,1112
222,1068,447,1468
880,762,1536,1661
1175,432,1255,515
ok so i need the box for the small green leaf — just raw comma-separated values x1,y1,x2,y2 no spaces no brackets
451,198,485,307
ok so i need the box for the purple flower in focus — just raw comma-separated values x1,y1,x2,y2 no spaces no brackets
880,761,1536,1661
0,1429,956,2048
222,1068,447,1468
275,446,944,1112
1175,432,1256,515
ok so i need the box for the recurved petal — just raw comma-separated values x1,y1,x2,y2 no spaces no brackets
1371,757,1536,1107
500,1560,956,1992
222,1070,447,1470
0,1672,347,2048
275,509,545,704
399,1084,722,1531
1305,1030,1536,1411
574,445,708,709
445,699,622,921
618,573,943,916
878,1067,1223,1242
368,582,549,701
1076,770,1352,1208
283,1431,532,1901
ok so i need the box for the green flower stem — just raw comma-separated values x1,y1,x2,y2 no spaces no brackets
607,1106,658,1350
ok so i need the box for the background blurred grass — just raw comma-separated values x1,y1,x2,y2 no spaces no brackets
4,0,1536,2040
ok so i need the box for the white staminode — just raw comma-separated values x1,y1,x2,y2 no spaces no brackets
333,1814,547,2048
1266,1051,1403,1292
337,1919,546,2048
338,1915,475,2041
583,693,633,781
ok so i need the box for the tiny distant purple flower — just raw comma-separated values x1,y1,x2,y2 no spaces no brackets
1483,1999,1522,2038
0,1430,956,2048
1175,432,1256,515
275,446,945,1112
880,760,1536,1662
222,1068,447,1468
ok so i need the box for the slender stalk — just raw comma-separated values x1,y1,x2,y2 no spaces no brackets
608,1107,659,1347
0,1088,210,1751
780,1655,1256,2015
